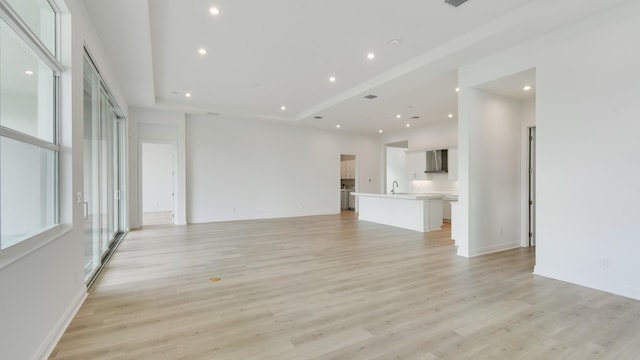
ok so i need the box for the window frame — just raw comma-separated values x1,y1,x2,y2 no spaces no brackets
0,0,62,73
0,0,63,255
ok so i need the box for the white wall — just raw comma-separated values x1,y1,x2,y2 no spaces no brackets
186,115,382,223
383,119,458,150
459,89,522,256
128,108,186,227
382,120,459,194
141,143,174,213
385,147,408,194
458,1,640,299
0,0,129,358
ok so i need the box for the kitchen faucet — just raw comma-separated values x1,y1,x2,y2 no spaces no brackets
391,181,399,194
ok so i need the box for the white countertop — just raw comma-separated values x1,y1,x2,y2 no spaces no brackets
353,192,445,200
443,194,458,201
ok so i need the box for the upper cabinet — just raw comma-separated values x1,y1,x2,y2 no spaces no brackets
341,160,355,179
405,151,427,180
448,147,458,180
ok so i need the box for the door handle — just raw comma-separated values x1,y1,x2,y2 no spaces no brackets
84,202,89,220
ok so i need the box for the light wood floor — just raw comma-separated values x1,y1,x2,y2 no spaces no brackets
142,211,173,226
51,213,640,359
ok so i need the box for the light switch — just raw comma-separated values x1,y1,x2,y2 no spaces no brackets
75,192,83,203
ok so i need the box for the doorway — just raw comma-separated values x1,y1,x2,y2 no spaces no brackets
340,154,356,211
141,143,175,225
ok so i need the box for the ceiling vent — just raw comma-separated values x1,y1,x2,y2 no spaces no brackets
444,0,469,7
364,94,378,99
313,116,323,119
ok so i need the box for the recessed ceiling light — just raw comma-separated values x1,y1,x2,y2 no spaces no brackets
329,76,336,83
171,91,179,95
364,94,378,99
388,39,401,46
313,116,323,119
455,87,460,92
396,114,401,119
411,116,420,119
280,106,286,111
24,70,34,75
336,124,341,128
209,7,220,15
406,124,411,127
378,130,383,134
185,93,192,98
198,48,207,55
448,114,453,118
367,52,375,60
523,85,532,91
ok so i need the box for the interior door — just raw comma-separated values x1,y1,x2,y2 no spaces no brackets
142,143,175,225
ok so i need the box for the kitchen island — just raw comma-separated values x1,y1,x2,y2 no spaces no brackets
353,193,444,233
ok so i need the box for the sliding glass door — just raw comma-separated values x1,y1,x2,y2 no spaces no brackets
83,54,125,282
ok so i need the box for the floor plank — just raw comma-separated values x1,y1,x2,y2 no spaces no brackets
50,213,640,359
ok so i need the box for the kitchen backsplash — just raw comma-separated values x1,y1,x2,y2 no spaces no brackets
341,179,355,189
409,174,458,194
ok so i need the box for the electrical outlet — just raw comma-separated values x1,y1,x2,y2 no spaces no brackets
601,259,609,268
499,228,503,237
75,192,83,203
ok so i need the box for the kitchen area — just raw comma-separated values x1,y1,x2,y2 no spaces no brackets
354,145,459,239
340,154,356,211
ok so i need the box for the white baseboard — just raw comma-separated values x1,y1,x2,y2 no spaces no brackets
468,240,521,257
534,265,640,301
34,287,87,360
187,210,337,224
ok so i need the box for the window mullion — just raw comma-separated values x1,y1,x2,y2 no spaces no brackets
0,126,60,152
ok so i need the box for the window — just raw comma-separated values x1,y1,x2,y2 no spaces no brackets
0,0,61,249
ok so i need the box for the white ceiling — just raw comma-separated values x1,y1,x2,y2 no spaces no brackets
475,68,536,100
83,0,631,135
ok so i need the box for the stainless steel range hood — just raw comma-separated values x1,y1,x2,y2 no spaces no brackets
424,149,448,173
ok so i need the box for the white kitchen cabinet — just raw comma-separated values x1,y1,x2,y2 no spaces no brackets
341,160,355,179
405,151,427,180
448,147,458,180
